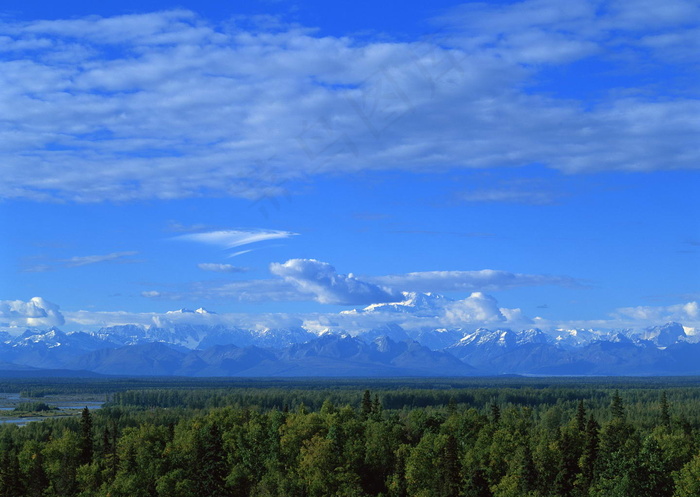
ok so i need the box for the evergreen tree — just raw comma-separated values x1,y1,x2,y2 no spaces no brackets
610,390,625,420
0,443,25,497
443,434,460,497
518,443,537,494
660,391,671,428
361,390,373,417
578,414,600,492
554,429,579,497
372,393,382,418
490,402,500,424
463,467,492,497
78,406,93,466
576,399,587,433
194,422,228,496
633,436,674,497
24,445,49,497
447,396,457,414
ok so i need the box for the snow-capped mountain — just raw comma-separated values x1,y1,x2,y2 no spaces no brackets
354,292,453,317
1,297,698,376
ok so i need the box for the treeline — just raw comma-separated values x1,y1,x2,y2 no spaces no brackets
6,375,700,399
1,386,700,496
110,386,700,429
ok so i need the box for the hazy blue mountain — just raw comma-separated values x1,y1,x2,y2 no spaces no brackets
68,342,188,376
0,319,697,376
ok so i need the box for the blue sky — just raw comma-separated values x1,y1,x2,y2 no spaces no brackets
1,0,699,333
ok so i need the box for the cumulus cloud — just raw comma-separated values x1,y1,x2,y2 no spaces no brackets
331,291,533,332
197,263,247,273
26,294,700,336
0,4,698,202
270,259,403,305
139,260,582,306
368,269,581,293
0,297,65,328
442,292,508,324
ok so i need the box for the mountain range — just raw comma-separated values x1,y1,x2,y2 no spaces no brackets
0,318,696,377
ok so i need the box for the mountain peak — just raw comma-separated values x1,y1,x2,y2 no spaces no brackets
195,307,216,314
167,308,195,314
357,292,451,317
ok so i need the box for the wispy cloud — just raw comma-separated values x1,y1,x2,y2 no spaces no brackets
63,251,139,267
174,229,298,250
197,263,248,273
22,251,139,272
0,4,698,202
367,269,583,293
459,188,564,205
141,278,303,303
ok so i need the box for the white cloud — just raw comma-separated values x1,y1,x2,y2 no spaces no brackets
16,294,700,336
613,301,699,322
197,263,247,273
338,291,531,330
0,297,65,328
21,251,139,272
141,278,303,303
141,291,165,298
368,269,581,293
270,258,402,305
63,251,139,267
175,229,297,250
0,6,697,202
138,260,582,306
442,292,508,324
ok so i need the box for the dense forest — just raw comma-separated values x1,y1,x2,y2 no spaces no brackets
1,378,700,496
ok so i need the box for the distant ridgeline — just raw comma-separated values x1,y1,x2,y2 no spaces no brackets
0,379,699,496
0,321,698,376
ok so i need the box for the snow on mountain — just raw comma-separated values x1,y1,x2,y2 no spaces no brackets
357,292,453,317
552,328,601,349
2,297,699,376
642,322,687,347
166,307,216,315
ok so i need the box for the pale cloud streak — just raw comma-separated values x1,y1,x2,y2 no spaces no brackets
22,251,139,272
197,263,248,273
174,229,298,250
367,269,582,293
63,251,139,267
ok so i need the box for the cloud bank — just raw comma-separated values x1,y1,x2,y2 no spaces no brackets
270,259,403,305
613,301,699,323
140,258,583,306
1,2,698,202
0,297,65,329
